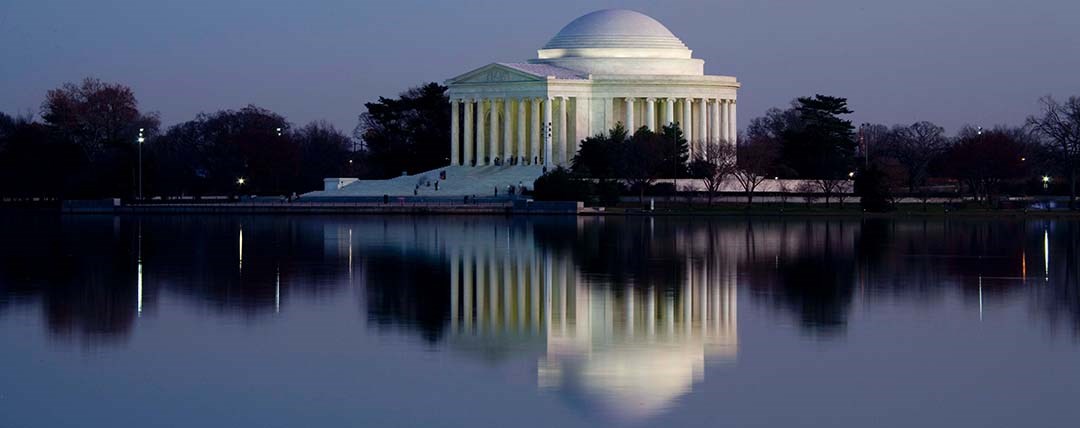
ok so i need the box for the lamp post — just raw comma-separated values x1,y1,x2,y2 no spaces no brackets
137,128,145,200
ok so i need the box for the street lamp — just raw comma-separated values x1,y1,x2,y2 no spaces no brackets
237,177,246,185
137,128,145,200
275,127,283,137
1043,175,1051,190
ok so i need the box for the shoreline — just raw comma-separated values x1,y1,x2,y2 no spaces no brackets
1,200,1076,218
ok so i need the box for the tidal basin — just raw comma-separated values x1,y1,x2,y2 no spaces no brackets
1,215,1078,427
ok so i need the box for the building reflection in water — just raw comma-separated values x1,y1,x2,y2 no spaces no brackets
444,219,738,421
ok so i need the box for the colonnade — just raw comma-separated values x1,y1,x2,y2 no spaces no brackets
450,96,736,167
450,97,576,167
622,97,736,156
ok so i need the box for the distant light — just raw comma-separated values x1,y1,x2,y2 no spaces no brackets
1042,176,1051,183
848,171,855,178
1021,157,1026,162
237,177,246,185
139,128,144,132
137,137,145,143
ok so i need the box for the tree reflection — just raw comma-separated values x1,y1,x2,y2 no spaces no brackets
1,214,1079,347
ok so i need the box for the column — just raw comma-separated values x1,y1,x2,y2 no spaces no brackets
624,97,635,131
464,99,474,166
710,99,721,145
729,101,737,144
721,98,730,141
477,99,487,165
516,98,527,163
695,98,706,149
503,98,513,164
681,98,693,156
543,97,553,165
489,98,500,163
450,99,460,166
557,96,568,165
664,98,675,127
530,98,541,165
645,98,656,131
570,96,578,156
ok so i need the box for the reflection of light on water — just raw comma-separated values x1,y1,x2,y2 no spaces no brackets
1021,250,1027,280
239,226,244,273
137,223,143,317
275,265,281,314
1044,230,1049,281
978,276,983,321
447,242,738,422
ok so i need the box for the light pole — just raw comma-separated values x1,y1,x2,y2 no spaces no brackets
137,128,145,200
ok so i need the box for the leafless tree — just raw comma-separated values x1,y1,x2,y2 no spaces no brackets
1027,95,1080,209
732,136,778,206
883,121,949,193
689,141,736,205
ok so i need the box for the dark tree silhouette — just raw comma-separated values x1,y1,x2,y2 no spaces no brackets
355,83,450,178
1027,95,1080,209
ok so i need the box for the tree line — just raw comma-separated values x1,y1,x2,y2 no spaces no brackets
4,78,1079,210
538,93,1080,211
0,79,450,200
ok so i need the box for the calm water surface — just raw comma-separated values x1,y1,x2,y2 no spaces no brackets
1,215,1078,427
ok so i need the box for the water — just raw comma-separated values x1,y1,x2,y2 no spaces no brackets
0,214,1077,427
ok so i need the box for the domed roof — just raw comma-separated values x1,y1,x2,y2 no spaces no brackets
542,9,688,50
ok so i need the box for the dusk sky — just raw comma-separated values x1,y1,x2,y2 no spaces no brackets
2,0,1077,135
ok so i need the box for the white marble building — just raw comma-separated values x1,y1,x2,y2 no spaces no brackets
309,9,740,198
447,9,740,167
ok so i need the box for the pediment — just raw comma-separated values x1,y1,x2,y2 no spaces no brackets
447,64,544,84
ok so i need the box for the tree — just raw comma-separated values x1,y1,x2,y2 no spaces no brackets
732,135,779,205
532,166,592,202
150,106,293,196
688,141,736,205
356,83,449,178
946,126,1029,206
882,121,949,193
749,95,856,180
572,123,627,179
1027,95,1080,209
294,121,354,192
854,163,894,212
39,77,160,198
658,123,690,178
0,113,81,199
621,127,667,204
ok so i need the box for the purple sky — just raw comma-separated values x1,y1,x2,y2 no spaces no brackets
2,0,1077,135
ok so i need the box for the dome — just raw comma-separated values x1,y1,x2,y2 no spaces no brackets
542,9,688,51
531,9,703,76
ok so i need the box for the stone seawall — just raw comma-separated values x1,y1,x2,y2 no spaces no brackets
61,200,583,215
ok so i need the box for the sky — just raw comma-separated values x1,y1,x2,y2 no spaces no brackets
2,0,1078,135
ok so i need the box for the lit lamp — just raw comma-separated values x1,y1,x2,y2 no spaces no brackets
137,128,145,200
1043,175,1050,190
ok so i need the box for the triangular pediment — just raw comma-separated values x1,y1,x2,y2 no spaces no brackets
446,63,546,84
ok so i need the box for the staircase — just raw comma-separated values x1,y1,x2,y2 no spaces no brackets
303,165,547,198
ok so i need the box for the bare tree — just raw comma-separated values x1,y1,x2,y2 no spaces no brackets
688,141,736,205
1027,95,1080,209
883,121,949,193
732,136,778,206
